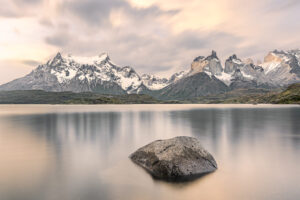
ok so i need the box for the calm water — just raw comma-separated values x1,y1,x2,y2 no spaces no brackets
0,104,300,200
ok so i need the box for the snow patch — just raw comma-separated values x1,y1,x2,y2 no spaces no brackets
50,67,77,83
145,82,168,90
241,71,254,80
261,62,282,74
65,53,108,65
141,74,171,90
46,52,189,92
173,71,187,80
204,71,212,78
215,72,232,86
232,59,243,65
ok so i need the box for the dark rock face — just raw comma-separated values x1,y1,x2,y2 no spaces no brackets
157,72,229,100
130,136,217,180
224,54,244,74
206,50,218,60
190,50,223,76
289,55,300,77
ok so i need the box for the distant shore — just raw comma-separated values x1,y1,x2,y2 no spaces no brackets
0,83,299,105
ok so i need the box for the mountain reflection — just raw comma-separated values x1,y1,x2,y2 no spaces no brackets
0,105,299,200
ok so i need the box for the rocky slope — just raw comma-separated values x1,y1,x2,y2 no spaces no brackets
223,50,300,88
0,49,300,100
155,50,269,100
157,72,228,100
0,53,184,95
195,83,300,104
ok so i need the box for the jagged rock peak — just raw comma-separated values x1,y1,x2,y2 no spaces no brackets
1,48,299,98
98,53,110,61
224,54,244,74
48,52,64,66
48,52,112,67
55,52,62,59
227,54,243,64
227,54,239,61
264,51,284,63
193,50,219,62
190,50,222,76
206,50,218,60
193,56,205,62
212,50,217,57
272,49,287,55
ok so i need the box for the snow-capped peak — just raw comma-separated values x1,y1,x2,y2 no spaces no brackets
227,54,243,65
2,49,299,95
141,74,169,90
48,52,111,67
65,53,110,65
40,52,186,93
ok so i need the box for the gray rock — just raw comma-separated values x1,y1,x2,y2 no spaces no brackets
130,136,217,180
224,54,244,74
190,50,223,76
156,72,229,100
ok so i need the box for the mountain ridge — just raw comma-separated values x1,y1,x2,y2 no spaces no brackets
0,49,300,100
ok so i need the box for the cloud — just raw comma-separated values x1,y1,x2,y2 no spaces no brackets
266,0,300,12
0,1,20,17
20,59,41,66
1,0,300,83
0,60,34,84
62,0,125,26
13,0,42,4
45,32,72,47
39,18,54,27
0,9,18,18
0,0,43,18
62,0,178,27
174,31,242,51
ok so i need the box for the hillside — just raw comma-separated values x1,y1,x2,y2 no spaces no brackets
191,83,300,104
0,90,162,104
269,83,300,104
1,49,300,100
0,83,299,104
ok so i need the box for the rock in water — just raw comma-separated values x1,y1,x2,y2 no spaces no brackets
130,136,217,180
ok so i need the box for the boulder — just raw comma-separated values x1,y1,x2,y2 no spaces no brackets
130,136,217,180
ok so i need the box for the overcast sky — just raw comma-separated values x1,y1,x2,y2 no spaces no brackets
0,0,300,84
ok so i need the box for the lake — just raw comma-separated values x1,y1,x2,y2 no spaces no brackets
0,104,299,200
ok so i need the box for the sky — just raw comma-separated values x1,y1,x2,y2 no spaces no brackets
0,0,300,84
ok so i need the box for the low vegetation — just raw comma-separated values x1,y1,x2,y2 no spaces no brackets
0,90,162,104
192,83,300,104
0,83,299,104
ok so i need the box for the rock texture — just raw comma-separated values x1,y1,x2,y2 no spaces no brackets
130,136,217,180
1,49,300,100
190,50,223,76
157,72,228,100
0,52,184,94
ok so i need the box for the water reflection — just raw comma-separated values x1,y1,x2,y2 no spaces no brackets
0,105,299,200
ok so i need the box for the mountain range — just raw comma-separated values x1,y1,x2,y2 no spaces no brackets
0,49,299,100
